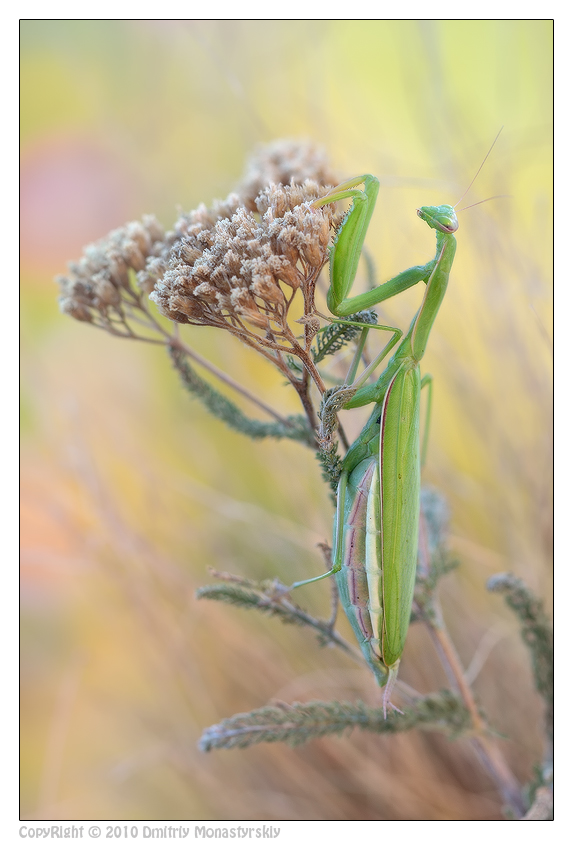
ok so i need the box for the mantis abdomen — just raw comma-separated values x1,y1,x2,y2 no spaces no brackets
335,360,421,692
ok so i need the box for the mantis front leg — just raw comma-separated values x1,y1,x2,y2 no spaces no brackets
312,175,436,319
310,174,442,395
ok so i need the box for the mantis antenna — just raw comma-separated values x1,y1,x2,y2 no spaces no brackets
453,126,504,210
458,194,511,213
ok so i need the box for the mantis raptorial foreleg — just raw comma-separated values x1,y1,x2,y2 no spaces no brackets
312,175,438,318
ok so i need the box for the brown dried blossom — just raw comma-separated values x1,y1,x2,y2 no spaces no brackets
239,139,337,212
56,140,344,408
136,194,244,297
57,215,168,332
149,181,339,353
57,140,340,343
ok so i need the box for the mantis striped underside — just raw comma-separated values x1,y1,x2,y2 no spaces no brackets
300,175,459,715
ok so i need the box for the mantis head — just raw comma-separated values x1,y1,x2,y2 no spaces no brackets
416,204,459,234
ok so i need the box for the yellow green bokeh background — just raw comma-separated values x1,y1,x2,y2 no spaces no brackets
21,20,552,821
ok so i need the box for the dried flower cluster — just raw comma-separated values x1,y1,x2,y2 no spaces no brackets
149,181,337,348
56,215,168,334
239,139,337,211
57,140,340,364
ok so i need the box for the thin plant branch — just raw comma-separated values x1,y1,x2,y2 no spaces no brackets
199,691,471,752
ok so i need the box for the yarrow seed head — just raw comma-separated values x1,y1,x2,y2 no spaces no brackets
239,139,337,212
57,215,168,327
150,181,338,337
56,139,343,358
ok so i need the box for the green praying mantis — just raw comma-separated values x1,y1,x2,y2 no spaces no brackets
288,141,500,716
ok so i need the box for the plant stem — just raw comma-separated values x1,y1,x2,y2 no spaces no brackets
130,297,294,427
169,337,294,426
423,596,525,817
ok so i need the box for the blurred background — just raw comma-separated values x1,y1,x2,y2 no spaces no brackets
20,20,552,821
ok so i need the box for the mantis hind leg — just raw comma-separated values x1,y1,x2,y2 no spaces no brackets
286,469,349,591
382,663,403,717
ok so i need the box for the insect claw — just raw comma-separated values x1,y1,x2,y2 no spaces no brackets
270,579,293,598
382,662,401,719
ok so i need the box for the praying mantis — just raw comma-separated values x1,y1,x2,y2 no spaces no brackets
291,168,467,715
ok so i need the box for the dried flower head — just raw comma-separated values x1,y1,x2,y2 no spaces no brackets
239,139,337,211
136,194,243,298
56,139,344,397
57,215,168,333
150,180,338,354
